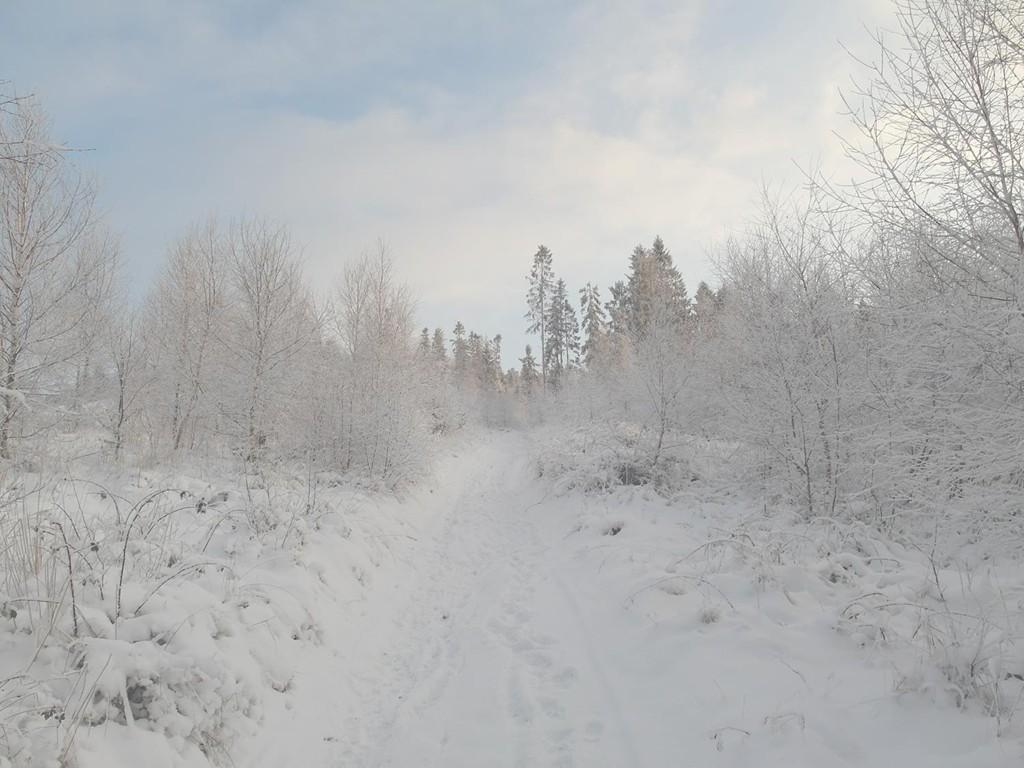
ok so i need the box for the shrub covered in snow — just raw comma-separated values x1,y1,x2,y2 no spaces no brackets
0,466,401,766
535,423,700,494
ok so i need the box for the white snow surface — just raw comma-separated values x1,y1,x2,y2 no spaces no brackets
28,430,1024,766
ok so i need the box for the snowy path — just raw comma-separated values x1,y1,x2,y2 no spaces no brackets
244,432,1021,768
318,433,650,767
340,435,620,767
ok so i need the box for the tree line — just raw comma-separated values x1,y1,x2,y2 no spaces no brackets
0,99,432,483
521,235,723,391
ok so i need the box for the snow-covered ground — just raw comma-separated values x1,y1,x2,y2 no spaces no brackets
316,430,1022,767
9,429,1023,766
240,431,1024,766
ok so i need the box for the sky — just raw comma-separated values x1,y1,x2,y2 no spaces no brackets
1,0,891,365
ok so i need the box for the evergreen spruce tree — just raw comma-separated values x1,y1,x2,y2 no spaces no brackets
492,334,502,370
519,345,539,394
545,278,568,384
606,280,629,337
562,290,581,370
544,278,580,383
579,282,607,367
692,281,719,336
451,321,468,387
623,237,689,338
525,245,555,390
491,335,503,391
503,367,520,395
475,333,497,391
650,236,689,316
624,244,647,336
467,331,484,388
431,327,447,362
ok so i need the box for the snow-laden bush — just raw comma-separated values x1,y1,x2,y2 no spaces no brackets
839,547,1024,733
0,468,344,765
535,423,697,494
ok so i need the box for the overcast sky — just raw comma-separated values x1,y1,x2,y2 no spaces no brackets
2,0,890,364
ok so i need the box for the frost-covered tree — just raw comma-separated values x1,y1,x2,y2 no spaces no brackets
146,218,226,455
827,0,1024,528
491,334,503,377
417,328,455,436
0,97,111,458
334,244,423,483
605,280,628,337
544,278,580,383
519,344,540,395
104,303,147,462
221,219,317,461
451,321,468,387
579,282,607,367
431,327,447,363
707,190,856,517
623,237,689,340
467,331,484,387
631,284,691,470
691,281,721,338
484,335,503,392
838,0,1024,293
649,236,688,312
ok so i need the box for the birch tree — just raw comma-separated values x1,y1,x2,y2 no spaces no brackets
105,304,147,462
222,218,316,461
833,0,1024,528
710,191,858,518
0,98,108,458
333,244,423,483
147,218,226,454
840,0,1024,292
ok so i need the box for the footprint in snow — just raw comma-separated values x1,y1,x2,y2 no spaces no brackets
507,671,535,724
526,650,554,671
539,695,566,719
554,666,579,689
